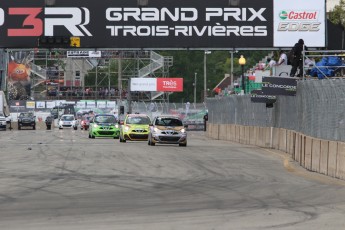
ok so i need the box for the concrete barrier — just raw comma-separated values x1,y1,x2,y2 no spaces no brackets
272,128,279,149
328,141,338,178
301,135,306,167
235,125,240,143
206,122,345,181
279,129,287,152
294,133,301,162
336,142,345,180
320,140,329,175
249,126,256,146
311,139,321,172
219,124,227,140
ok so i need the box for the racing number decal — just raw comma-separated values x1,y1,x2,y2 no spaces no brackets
8,8,43,36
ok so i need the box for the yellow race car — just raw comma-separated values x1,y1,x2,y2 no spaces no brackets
119,114,151,142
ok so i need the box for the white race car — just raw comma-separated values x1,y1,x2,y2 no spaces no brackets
58,114,78,130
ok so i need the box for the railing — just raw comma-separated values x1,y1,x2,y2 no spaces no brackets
138,51,164,78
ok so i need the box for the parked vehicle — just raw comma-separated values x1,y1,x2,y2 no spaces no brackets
18,112,36,130
58,114,78,130
119,114,151,143
89,114,120,139
148,115,187,147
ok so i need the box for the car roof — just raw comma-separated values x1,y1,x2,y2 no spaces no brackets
126,113,149,117
155,115,180,119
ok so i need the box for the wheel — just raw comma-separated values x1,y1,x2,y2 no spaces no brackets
91,134,95,139
88,133,91,138
18,125,21,130
74,127,77,130
150,140,155,146
33,126,36,130
179,142,187,147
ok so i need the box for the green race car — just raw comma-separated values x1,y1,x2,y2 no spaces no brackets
119,114,151,142
89,114,120,139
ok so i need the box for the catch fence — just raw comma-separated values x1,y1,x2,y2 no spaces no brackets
206,78,345,142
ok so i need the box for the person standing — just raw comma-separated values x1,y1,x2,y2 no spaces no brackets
203,112,208,132
277,50,288,66
290,39,307,77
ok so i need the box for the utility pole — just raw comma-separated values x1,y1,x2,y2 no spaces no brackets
194,72,197,105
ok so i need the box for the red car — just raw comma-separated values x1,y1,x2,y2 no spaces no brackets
80,115,92,130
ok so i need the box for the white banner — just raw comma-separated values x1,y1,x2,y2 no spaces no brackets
97,101,106,108
76,101,86,108
67,51,102,58
46,101,56,109
107,101,116,109
130,78,157,91
36,101,46,109
273,0,325,47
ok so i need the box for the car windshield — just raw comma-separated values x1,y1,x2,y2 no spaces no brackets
61,116,74,121
126,116,150,125
19,113,33,118
94,115,116,123
155,118,183,126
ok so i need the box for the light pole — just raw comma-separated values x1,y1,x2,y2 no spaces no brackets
229,50,238,88
204,51,211,102
193,72,197,105
239,55,246,94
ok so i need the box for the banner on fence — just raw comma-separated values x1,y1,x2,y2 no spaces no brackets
262,77,297,96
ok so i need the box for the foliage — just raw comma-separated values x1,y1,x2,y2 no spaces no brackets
328,0,345,27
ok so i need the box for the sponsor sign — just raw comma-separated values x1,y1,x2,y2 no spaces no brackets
86,100,96,109
130,78,183,92
262,77,297,96
26,101,35,109
250,90,276,104
131,78,157,91
157,78,183,92
46,101,56,108
36,101,46,109
107,101,116,109
67,51,102,58
273,0,325,47
76,101,86,108
0,0,273,48
97,101,106,108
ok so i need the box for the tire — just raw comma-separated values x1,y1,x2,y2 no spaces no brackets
18,125,21,130
150,140,155,146
179,142,187,147
33,126,36,130
88,133,91,138
74,127,77,130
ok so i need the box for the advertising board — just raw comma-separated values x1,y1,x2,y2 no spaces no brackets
131,78,183,92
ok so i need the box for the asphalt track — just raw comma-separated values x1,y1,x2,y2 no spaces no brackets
0,129,345,230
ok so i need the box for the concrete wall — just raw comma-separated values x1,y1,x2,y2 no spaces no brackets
206,124,345,181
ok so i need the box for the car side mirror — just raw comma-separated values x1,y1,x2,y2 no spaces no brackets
119,121,124,125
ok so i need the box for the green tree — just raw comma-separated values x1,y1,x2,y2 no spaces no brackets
328,0,345,27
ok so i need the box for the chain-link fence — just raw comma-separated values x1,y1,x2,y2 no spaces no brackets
206,79,345,142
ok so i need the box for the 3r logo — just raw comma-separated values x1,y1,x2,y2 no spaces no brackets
5,7,92,37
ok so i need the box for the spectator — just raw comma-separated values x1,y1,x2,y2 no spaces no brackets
290,39,308,77
265,57,277,70
277,50,288,66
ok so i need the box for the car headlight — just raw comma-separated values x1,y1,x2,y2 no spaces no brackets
124,125,130,132
115,124,119,128
93,124,98,128
153,127,159,133
180,128,186,133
